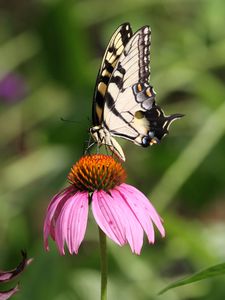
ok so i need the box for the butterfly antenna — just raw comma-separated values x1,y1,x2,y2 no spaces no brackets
60,117,88,128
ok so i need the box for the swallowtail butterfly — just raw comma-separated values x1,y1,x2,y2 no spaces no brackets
89,23,183,161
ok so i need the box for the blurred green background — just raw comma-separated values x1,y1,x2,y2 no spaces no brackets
0,0,225,299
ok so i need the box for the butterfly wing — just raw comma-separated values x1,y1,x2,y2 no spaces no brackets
103,26,183,147
92,23,133,126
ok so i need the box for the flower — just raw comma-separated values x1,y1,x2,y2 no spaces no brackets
0,251,32,300
44,154,165,255
0,73,27,104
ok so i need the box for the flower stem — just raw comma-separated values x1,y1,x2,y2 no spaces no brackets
98,227,108,300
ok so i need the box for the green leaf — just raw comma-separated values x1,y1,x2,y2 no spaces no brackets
158,262,225,295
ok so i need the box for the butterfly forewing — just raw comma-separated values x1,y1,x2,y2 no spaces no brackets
92,23,133,126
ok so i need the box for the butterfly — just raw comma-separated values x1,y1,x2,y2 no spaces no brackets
89,23,183,161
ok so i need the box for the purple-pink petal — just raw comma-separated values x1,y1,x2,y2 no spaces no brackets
92,190,126,246
0,285,19,300
67,192,89,254
117,184,165,242
109,189,144,254
54,191,89,255
43,187,74,250
92,190,144,254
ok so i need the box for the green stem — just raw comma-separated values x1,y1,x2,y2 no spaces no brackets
98,227,108,300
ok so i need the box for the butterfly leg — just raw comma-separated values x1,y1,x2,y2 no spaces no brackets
84,134,96,155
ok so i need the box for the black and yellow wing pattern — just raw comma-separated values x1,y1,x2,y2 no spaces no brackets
90,23,183,161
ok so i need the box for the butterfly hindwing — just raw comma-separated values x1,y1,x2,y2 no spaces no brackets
103,26,157,145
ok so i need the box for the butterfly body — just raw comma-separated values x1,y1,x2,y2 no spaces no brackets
90,23,183,161
90,125,125,161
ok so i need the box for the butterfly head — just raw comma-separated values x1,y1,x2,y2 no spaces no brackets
141,106,184,147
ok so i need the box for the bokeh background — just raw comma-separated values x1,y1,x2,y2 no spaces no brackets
1,0,225,299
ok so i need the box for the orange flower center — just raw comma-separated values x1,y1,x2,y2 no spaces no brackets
68,154,126,192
